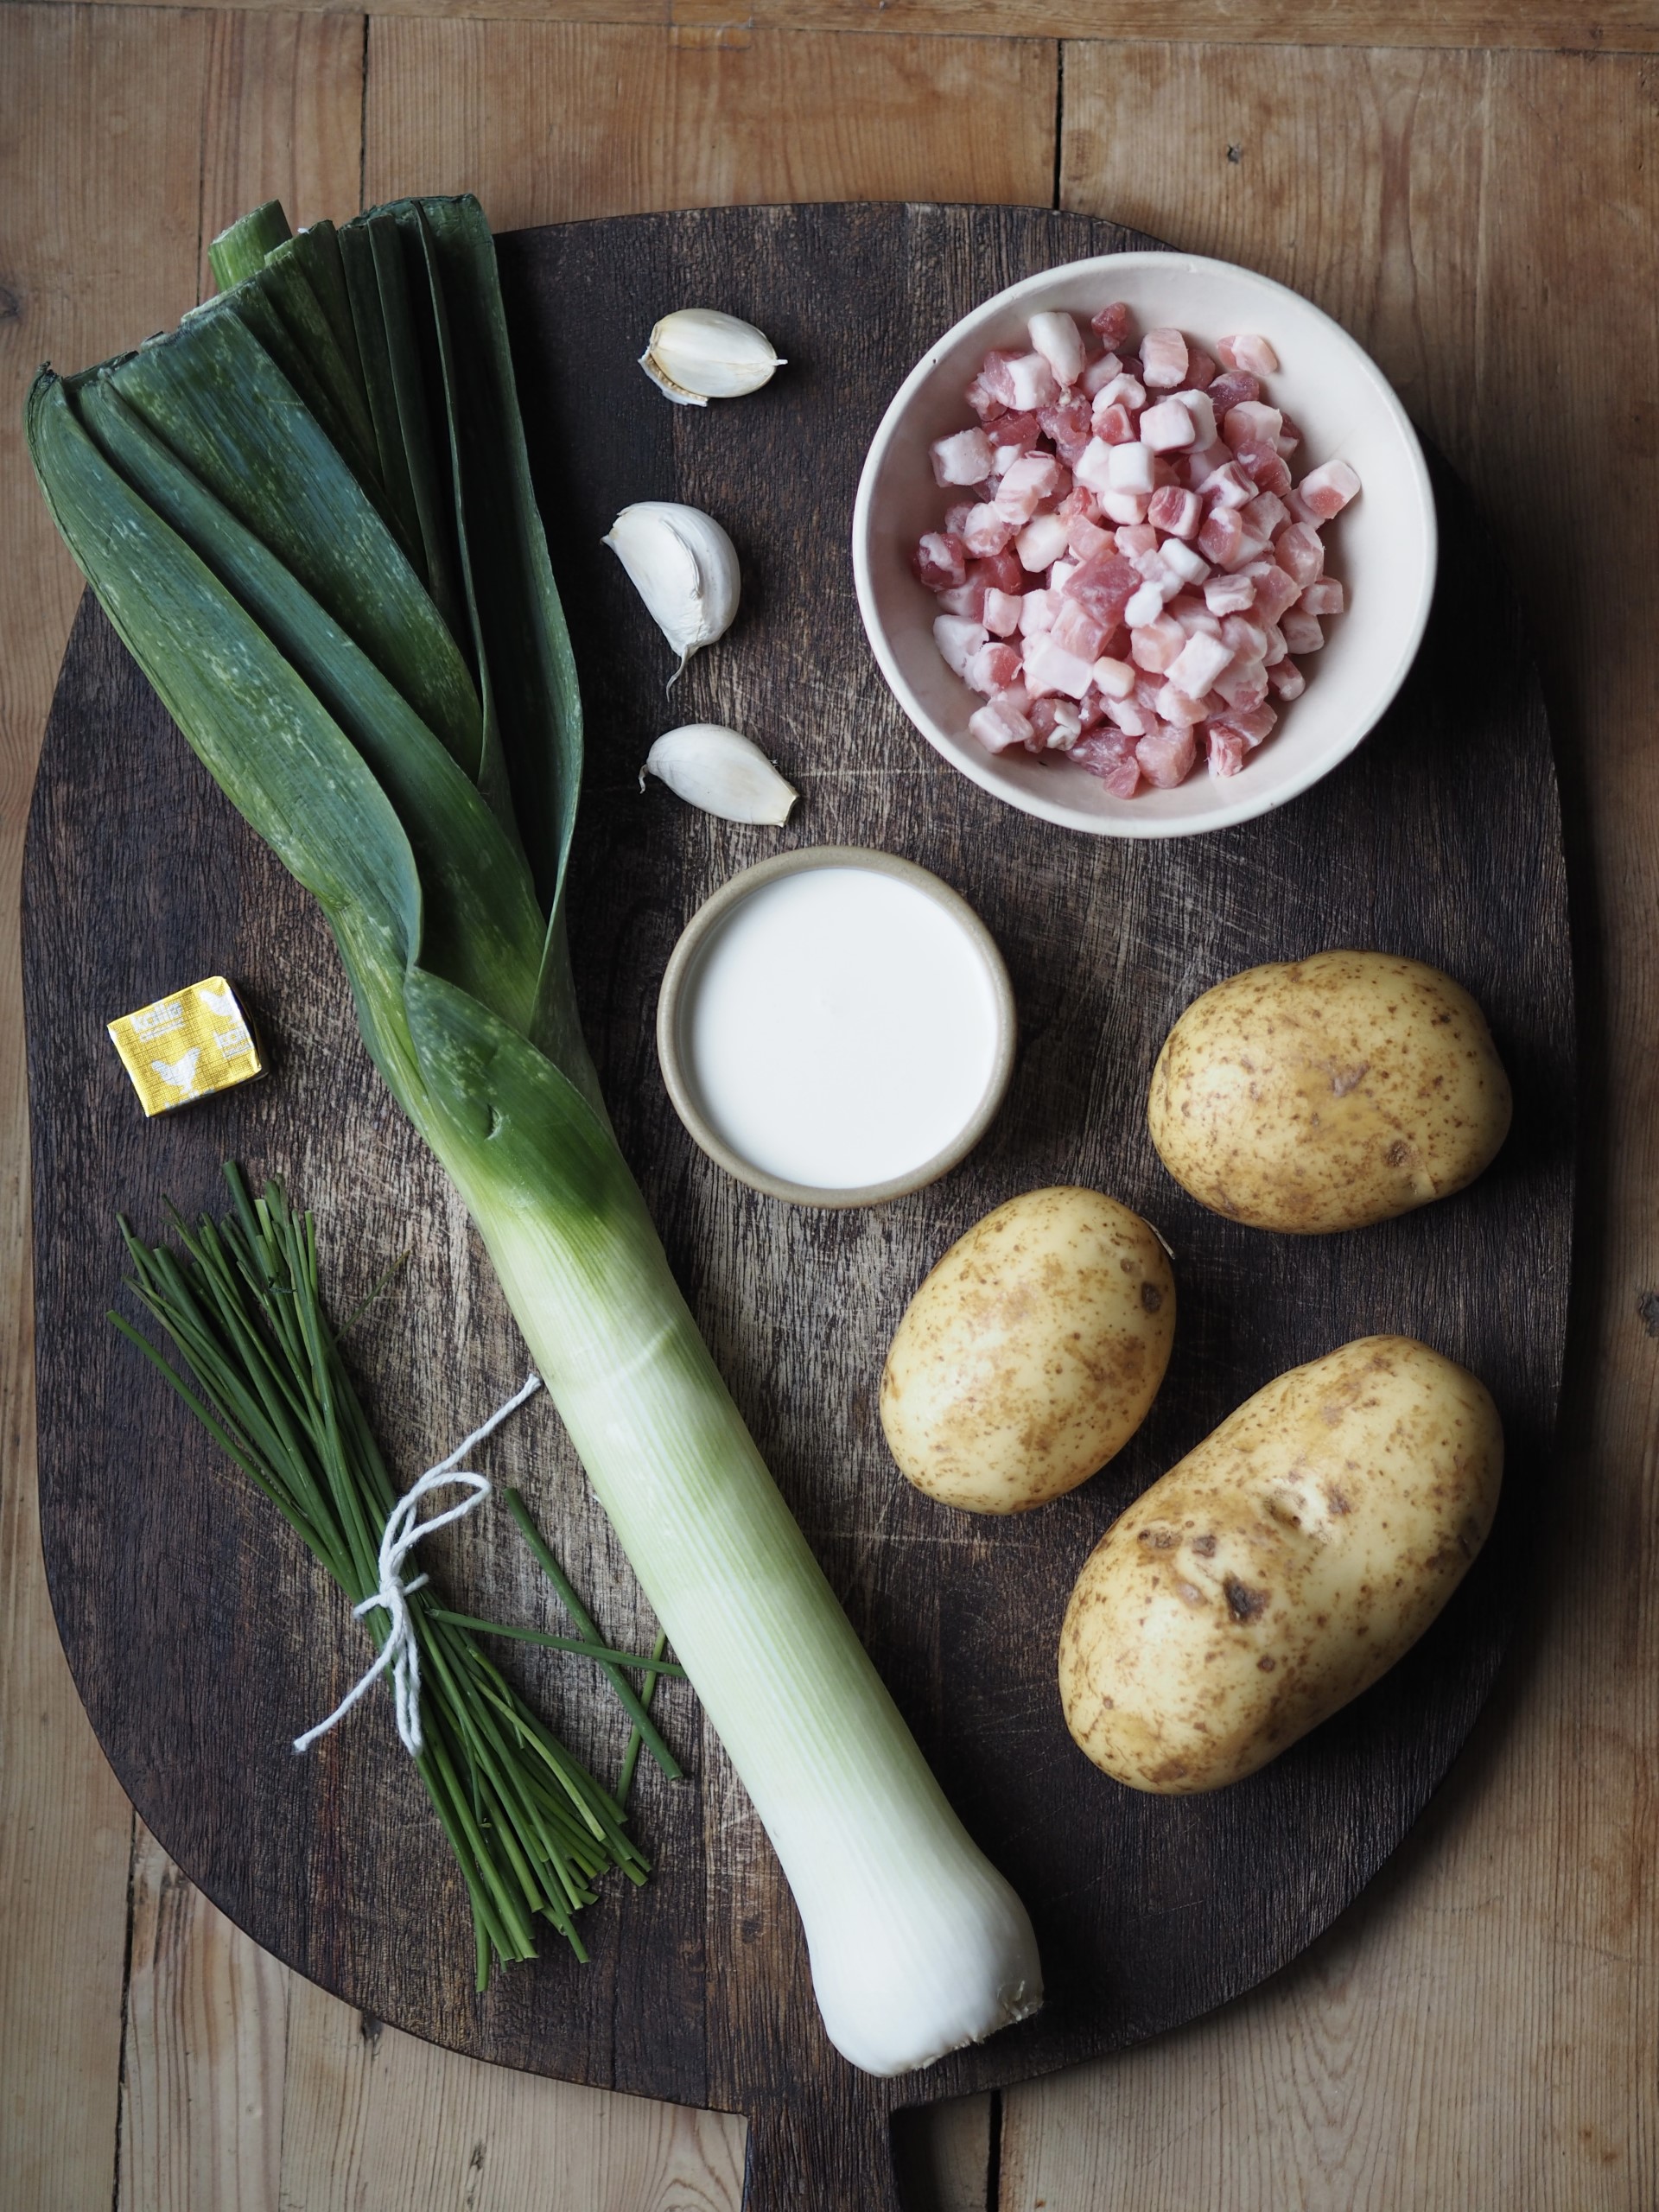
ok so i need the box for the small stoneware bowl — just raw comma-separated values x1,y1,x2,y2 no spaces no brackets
656,845,1016,1209
852,251,1437,838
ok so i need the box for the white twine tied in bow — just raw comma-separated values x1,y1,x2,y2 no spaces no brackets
294,1373,543,1758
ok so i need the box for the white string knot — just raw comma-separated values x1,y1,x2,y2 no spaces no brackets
294,1373,543,1758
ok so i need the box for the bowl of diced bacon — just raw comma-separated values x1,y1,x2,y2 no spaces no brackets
851,252,1436,836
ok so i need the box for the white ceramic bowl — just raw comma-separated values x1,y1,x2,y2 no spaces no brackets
852,251,1436,838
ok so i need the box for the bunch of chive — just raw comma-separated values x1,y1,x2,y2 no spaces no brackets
113,1162,683,1985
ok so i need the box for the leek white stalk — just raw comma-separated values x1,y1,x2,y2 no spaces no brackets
28,190,1042,2073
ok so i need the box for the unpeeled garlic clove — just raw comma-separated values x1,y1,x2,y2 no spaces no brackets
641,724,798,825
604,501,741,683
640,308,784,405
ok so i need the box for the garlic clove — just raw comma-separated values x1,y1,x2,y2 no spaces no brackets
642,724,798,825
640,308,784,404
604,501,741,684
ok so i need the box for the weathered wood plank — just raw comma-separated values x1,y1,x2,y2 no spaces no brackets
1002,44,1659,2207
48,0,1659,60
363,20,1058,221
118,1823,289,2212
0,15,212,2210
277,1976,746,2212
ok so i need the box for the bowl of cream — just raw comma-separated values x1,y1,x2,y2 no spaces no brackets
656,847,1016,1207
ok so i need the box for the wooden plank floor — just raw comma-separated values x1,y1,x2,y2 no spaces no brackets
3,8,1656,2206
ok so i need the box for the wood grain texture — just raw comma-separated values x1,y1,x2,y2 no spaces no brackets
362,20,1058,223
46,0,1659,58
0,15,213,2209
25,203,1571,2211
996,44,1659,2209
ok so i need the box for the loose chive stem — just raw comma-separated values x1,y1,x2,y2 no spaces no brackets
428,1609,685,1675
617,1630,671,1810
504,1488,681,1779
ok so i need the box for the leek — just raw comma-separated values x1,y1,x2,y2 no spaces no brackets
28,194,1040,2075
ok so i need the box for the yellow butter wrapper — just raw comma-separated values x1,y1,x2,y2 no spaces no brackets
107,976,264,1117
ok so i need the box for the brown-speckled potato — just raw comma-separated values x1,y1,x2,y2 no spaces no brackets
880,1187,1175,1516
1058,1336,1502,1791
1147,951,1511,1234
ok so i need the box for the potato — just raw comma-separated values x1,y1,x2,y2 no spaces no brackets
1058,1336,1502,1792
880,1187,1175,1516
1147,950,1511,1234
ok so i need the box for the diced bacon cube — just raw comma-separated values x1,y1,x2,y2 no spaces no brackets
1160,540,1211,588
1073,439,1116,497
1085,402,1130,447
1092,374,1147,424
969,552,1025,598
1103,696,1149,740
1006,352,1059,410
1074,729,1141,796
1223,530,1270,575
1202,462,1256,511
964,375,1007,424
1215,658,1268,710
913,531,967,591
1038,395,1094,464
1151,683,1208,731
931,427,994,486
966,640,1024,696
1148,485,1202,541
1092,654,1136,700
1019,588,1058,636
994,451,1062,523
1243,491,1289,541
1178,391,1218,450
1029,695,1084,750
1049,558,1077,596
1217,333,1280,376
944,501,976,536
1235,440,1293,496
1229,700,1279,744
1260,621,1287,667
1051,596,1111,663
1065,552,1141,626
1115,523,1158,557
1244,564,1300,626
1198,508,1245,567
1080,351,1124,397
1016,512,1071,572
1129,613,1185,673
1166,629,1234,698
1141,396,1198,452
933,614,988,677
1106,442,1156,494
1023,632,1096,699
1074,686,1108,730
969,693,1034,754
1179,347,1217,392
1205,571,1255,615
1281,607,1326,653
1223,401,1284,452
1099,489,1150,525
1182,442,1231,490
1090,302,1132,348
1028,311,1086,388
974,350,1021,408
983,587,1024,637
1221,613,1269,661
1268,658,1306,700
1207,724,1249,777
1274,519,1325,588
1141,327,1189,389
987,410,1043,457
1123,580,1169,628
936,580,986,619
1299,578,1346,616
1206,369,1262,413
1137,720,1198,786
1166,594,1221,639
1274,411,1303,456
1057,483,1101,521
1067,515,1115,563
961,504,1017,558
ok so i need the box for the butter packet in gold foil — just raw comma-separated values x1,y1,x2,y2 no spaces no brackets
107,976,264,1116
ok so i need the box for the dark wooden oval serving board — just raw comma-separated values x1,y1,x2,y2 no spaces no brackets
24,205,1573,2212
